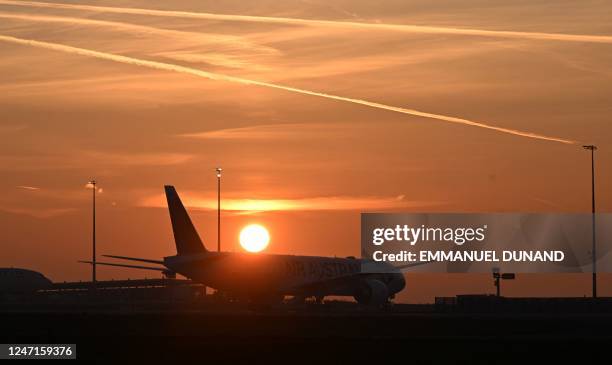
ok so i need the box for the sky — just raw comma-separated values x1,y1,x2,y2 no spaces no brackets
0,0,611,302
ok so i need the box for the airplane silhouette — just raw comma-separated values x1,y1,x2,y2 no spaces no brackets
83,186,411,305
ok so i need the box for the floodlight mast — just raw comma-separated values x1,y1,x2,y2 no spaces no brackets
88,179,97,289
492,267,515,297
582,145,597,298
216,167,222,252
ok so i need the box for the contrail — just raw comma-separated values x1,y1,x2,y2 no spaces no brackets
1,0,612,44
0,13,279,55
0,12,214,39
0,34,575,144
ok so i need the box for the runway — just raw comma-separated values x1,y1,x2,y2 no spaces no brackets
2,309,611,362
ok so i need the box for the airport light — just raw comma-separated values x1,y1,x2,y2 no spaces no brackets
88,179,97,289
216,167,222,252
492,268,515,297
582,145,597,298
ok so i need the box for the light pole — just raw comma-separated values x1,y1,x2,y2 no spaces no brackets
216,167,222,252
88,179,97,288
582,145,597,298
492,269,516,297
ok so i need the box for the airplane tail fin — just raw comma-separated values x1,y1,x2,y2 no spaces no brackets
164,185,208,255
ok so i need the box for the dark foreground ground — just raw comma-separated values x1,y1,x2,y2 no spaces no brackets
2,307,612,364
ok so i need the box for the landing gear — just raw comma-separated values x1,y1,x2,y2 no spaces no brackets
354,279,390,307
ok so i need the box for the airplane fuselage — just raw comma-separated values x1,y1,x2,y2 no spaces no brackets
164,252,405,299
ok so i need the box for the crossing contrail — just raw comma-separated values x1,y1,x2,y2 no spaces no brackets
1,0,612,44
0,12,279,55
0,12,219,39
0,34,575,144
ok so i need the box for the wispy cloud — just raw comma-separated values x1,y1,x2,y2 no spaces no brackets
140,192,435,212
0,12,280,56
530,197,563,209
155,51,273,71
0,34,575,144
3,0,612,44
179,123,340,140
0,206,76,218
16,185,40,191
83,151,193,167
0,151,193,171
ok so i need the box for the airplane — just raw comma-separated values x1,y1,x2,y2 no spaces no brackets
82,186,413,306
0,268,52,295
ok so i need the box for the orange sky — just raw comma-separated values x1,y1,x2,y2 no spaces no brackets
0,0,611,302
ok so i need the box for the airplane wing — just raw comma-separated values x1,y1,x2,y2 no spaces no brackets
102,255,164,265
78,260,166,271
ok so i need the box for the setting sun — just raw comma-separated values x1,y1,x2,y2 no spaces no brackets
239,224,270,253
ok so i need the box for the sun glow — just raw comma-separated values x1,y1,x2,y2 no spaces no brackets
239,224,270,252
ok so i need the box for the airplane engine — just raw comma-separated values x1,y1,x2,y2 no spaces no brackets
354,279,389,306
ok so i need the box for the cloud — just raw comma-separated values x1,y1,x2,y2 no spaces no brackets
155,51,273,71
0,151,193,171
530,197,563,209
0,34,576,144
178,123,339,140
2,0,612,44
0,12,279,56
83,151,193,167
140,192,437,212
16,185,40,190
0,206,76,218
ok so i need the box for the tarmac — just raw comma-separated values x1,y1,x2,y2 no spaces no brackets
2,282,612,363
